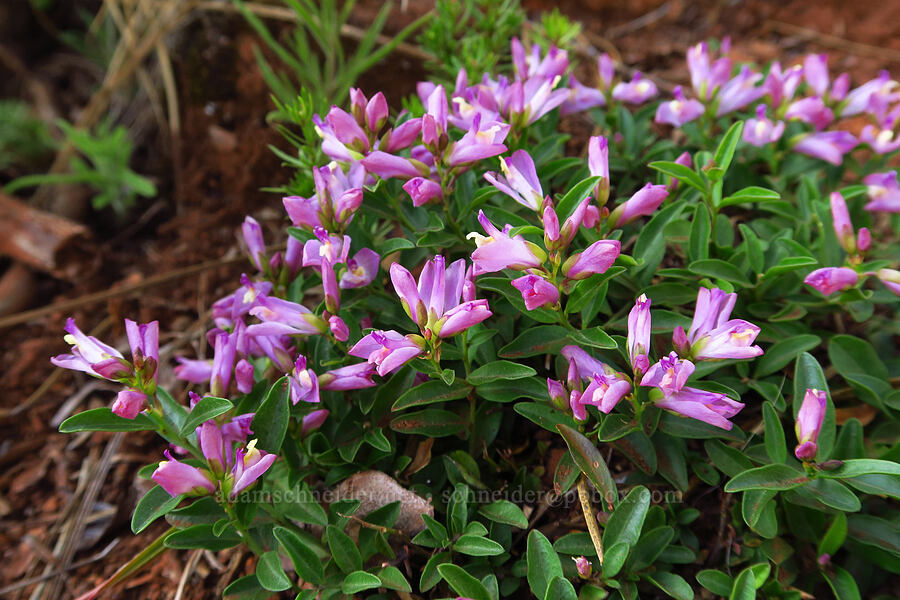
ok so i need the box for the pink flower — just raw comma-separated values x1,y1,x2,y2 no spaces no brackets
795,389,826,461
340,248,380,289
655,387,744,430
743,105,785,147
573,372,632,418
611,72,658,104
403,177,443,206
640,352,695,395
349,330,426,376
804,267,859,296
792,131,857,166
468,210,544,274
51,318,130,381
319,362,377,391
301,409,330,436
112,388,146,420
863,171,900,212
655,86,704,126
785,97,834,130
229,440,277,499
830,191,856,254
627,294,652,376
608,183,668,227
152,450,216,497
876,268,900,296
484,150,544,211
562,240,621,280
289,356,319,405
511,274,559,310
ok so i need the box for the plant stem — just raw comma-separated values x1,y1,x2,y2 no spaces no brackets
224,503,265,556
577,476,605,565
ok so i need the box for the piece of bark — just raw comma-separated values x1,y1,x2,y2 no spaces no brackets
333,470,433,535
0,193,93,280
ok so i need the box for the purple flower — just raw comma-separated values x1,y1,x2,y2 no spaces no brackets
437,300,492,338
301,409,330,436
792,131,858,165
864,171,900,212
319,362,377,391
210,332,237,397
830,191,856,253
686,288,762,361
390,262,427,326
655,86,704,127
743,104,785,147
562,345,619,385
686,41,732,100
574,556,592,579
284,162,365,231
655,387,744,430
302,228,350,268
383,117,423,153
764,61,803,107
560,75,606,116
248,295,328,337
349,330,426,376
152,450,216,497
505,77,570,126
573,371,633,418
329,315,350,342
230,440,277,499
547,378,566,409
598,54,615,91
241,216,266,272
857,227,871,252
403,177,443,206
362,151,428,180
627,294,652,376
588,135,610,205
876,268,900,296
511,38,569,80
235,359,254,394
51,318,130,381
691,320,763,361
795,388,826,460
608,183,669,227
611,72,658,104
511,274,559,310
125,319,159,371
716,66,765,116
640,352,695,395
803,54,830,96
484,150,544,211
840,70,899,117
321,258,340,314
860,125,900,154
785,97,834,130
468,210,544,275
804,267,859,296
562,239,621,280
112,388,146,420
174,358,213,383
289,356,319,405
447,116,509,167
340,248,380,289
542,203,560,247
324,105,368,152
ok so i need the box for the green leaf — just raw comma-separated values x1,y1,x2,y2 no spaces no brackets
454,534,505,556
256,551,291,592
567,326,617,350
689,202,710,262
688,259,751,286
847,514,900,556
164,524,241,551
822,566,862,600
467,360,537,385
553,532,596,556
729,569,756,600
527,530,563,599
602,486,650,548
556,175,603,221
649,161,706,193
754,334,821,378
222,574,270,600
627,525,674,571
710,121,744,181
544,576,577,600
819,513,848,557
514,402,577,433
476,376,547,403
816,459,900,479
761,402,787,463
761,256,818,279
739,224,764,274
59,407,155,433
377,566,412,592
419,551,450,592
274,526,324,586
251,376,290,453
391,379,472,411
634,201,686,277
697,569,733,596
556,424,617,510
796,478,861,512
645,572,694,600
478,500,529,529
341,571,382,594
719,186,780,207
828,334,889,380
437,563,491,600
327,524,363,573
602,541,630,578
132,486,182,534
724,464,808,492
741,489,775,529
178,396,234,436
377,237,416,255
499,326,570,358
389,409,466,437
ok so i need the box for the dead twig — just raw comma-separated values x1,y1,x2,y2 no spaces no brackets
764,20,900,64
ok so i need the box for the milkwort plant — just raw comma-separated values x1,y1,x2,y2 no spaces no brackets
53,32,900,600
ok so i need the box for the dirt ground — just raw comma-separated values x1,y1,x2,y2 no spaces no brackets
1,0,897,598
